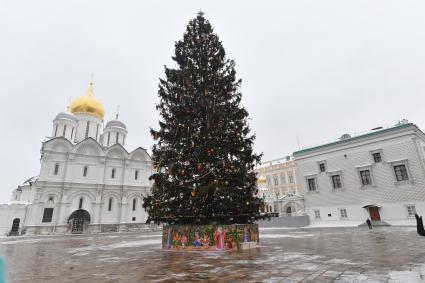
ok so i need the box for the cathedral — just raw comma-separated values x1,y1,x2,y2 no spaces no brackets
0,82,153,235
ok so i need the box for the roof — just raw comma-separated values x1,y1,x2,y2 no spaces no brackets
105,120,127,129
54,111,77,122
293,122,419,156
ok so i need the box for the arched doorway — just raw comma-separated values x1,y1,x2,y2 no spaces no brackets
10,218,20,235
68,209,91,233
286,206,292,216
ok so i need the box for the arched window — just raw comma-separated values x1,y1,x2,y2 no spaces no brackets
116,133,119,144
111,168,116,179
83,166,88,177
62,125,67,136
79,197,83,209
54,163,60,175
85,121,90,138
134,170,139,180
132,198,136,211
54,124,58,137
108,198,113,211
107,132,111,146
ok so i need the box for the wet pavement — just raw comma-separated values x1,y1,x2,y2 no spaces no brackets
1,226,425,282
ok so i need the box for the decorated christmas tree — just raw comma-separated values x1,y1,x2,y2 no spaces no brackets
143,12,264,226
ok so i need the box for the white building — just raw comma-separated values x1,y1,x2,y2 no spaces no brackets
294,121,425,226
255,157,305,216
0,82,153,236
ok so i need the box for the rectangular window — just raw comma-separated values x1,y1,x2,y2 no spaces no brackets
340,208,348,218
314,209,320,219
407,205,416,216
42,208,54,223
319,163,326,172
331,175,342,189
83,166,88,177
135,170,139,180
54,163,59,175
280,174,286,184
111,168,115,179
307,178,316,191
116,133,119,144
288,173,294,184
373,152,382,163
360,170,372,185
107,132,111,146
273,176,279,186
85,121,90,138
394,165,409,181
132,198,136,211
132,217,136,221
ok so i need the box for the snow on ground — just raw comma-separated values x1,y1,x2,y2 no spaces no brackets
260,233,317,239
305,220,364,228
386,219,416,226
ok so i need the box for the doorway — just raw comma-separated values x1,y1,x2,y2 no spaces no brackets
10,218,20,235
68,209,91,234
286,206,292,216
369,207,381,221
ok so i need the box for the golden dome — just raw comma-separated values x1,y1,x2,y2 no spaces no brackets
257,176,267,184
69,82,105,119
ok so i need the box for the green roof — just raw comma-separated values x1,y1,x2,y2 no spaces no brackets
293,123,415,156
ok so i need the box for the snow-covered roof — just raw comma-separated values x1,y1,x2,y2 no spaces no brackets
22,176,39,185
0,200,31,206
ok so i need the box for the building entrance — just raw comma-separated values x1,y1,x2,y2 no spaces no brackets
369,207,381,221
68,209,90,234
10,218,20,235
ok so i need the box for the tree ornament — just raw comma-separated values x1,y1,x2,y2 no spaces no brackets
196,163,202,172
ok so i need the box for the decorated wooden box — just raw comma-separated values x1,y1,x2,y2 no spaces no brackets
162,223,259,251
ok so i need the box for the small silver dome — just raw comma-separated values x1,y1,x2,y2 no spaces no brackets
54,111,77,122
105,120,127,129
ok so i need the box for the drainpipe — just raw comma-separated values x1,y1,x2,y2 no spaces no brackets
53,152,69,233
98,156,107,233
117,157,127,232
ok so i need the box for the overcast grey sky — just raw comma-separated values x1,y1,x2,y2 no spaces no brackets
1,0,425,202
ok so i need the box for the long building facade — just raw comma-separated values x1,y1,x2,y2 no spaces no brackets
0,82,153,236
294,121,425,226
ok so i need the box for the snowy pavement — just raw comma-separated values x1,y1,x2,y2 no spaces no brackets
1,227,425,282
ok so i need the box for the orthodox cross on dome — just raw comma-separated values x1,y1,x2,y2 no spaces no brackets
197,9,205,17
115,105,120,120
66,96,71,111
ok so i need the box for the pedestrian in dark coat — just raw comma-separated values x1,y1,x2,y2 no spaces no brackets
415,214,425,236
366,218,372,229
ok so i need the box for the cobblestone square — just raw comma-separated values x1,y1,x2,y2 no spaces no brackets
1,226,425,282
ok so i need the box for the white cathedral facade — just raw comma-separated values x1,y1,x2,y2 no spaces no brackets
0,82,153,236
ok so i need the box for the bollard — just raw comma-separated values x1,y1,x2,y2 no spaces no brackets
0,257,5,283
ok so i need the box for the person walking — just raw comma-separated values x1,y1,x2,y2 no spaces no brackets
366,218,373,229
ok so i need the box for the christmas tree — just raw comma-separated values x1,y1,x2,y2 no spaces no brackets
143,12,264,225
